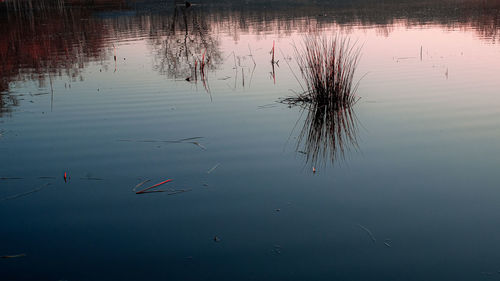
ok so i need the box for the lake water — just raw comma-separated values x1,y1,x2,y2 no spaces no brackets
1,0,500,280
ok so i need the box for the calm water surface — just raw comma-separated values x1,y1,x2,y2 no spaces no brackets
1,0,500,280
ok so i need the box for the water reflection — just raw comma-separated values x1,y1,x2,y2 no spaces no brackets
149,5,222,80
1,0,498,85
0,0,120,89
283,89,359,166
0,0,499,102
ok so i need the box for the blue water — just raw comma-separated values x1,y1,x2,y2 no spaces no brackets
1,0,500,280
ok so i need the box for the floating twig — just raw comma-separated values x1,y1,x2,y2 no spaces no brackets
0,184,49,202
136,179,173,194
168,189,192,195
80,177,104,180
357,223,376,243
133,179,151,192
207,163,220,174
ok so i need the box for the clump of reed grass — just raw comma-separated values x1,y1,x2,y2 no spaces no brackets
290,35,361,106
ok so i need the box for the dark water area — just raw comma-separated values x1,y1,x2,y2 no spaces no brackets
1,0,500,280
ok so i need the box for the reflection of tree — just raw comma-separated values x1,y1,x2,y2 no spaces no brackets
0,0,126,115
149,5,222,79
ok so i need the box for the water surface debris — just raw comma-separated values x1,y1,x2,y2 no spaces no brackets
168,189,192,195
135,179,173,194
384,242,392,248
117,137,206,150
357,224,376,243
213,236,221,242
207,163,220,174
0,177,23,180
80,177,104,180
133,179,151,192
1,253,26,259
0,184,50,202
272,245,282,254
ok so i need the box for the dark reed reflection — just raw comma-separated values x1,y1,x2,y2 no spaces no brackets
297,99,358,166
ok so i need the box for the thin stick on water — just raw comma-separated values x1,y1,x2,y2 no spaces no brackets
132,179,151,192
168,189,192,195
279,47,305,92
207,163,221,174
242,67,245,87
248,43,257,66
357,223,376,243
272,40,275,63
136,179,173,194
0,184,50,202
1,253,26,259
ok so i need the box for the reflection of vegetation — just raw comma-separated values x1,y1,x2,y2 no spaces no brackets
190,0,500,42
296,98,358,166
0,0,127,114
0,0,121,88
149,5,222,79
0,0,498,97
0,92,20,117
283,35,360,165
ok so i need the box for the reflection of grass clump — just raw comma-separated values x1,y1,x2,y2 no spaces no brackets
286,35,362,106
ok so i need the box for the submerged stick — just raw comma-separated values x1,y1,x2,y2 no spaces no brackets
357,224,376,243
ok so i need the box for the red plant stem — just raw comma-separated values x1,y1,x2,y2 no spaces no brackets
136,179,172,194
272,40,275,63
201,50,206,70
